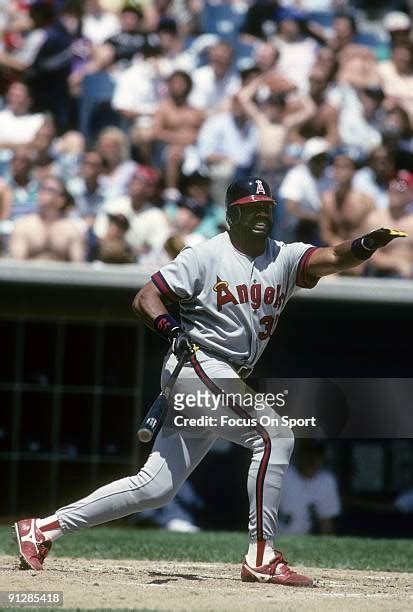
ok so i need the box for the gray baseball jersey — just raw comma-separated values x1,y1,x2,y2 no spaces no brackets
151,231,318,369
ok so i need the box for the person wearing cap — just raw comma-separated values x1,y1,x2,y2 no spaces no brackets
93,164,170,261
383,11,411,47
362,170,413,278
279,136,330,243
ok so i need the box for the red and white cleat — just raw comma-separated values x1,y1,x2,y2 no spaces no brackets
14,518,52,571
241,550,313,587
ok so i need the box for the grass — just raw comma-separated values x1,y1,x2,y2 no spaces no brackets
1,526,412,572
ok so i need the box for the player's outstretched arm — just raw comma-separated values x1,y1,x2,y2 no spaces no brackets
306,228,408,280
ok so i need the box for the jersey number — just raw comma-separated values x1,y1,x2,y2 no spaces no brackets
258,315,279,340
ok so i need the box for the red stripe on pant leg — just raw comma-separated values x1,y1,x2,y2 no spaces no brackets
39,520,60,532
190,355,271,547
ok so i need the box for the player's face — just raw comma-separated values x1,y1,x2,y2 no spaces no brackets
239,202,274,237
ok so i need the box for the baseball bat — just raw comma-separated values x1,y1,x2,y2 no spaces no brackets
137,352,189,443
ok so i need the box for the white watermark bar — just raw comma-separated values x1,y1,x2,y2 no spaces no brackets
0,591,63,607
168,378,413,438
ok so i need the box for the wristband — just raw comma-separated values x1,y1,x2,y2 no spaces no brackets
153,314,180,339
351,237,376,261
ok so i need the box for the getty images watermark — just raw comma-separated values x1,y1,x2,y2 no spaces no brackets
173,390,317,429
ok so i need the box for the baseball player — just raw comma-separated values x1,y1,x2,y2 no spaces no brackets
14,177,406,587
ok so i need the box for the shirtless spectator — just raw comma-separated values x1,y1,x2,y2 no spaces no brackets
153,71,204,195
363,171,413,279
9,176,85,262
0,82,45,148
0,146,39,220
189,41,240,114
320,153,375,275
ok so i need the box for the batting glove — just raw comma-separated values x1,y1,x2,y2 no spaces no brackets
170,328,194,360
351,228,407,260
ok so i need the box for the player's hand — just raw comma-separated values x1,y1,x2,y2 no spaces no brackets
170,328,194,360
362,228,408,250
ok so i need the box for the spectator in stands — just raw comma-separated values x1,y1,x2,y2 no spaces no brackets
0,0,74,132
165,169,225,239
328,76,384,155
0,81,45,148
91,213,135,264
353,145,397,210
189,41,240,113
0,146,39,220
328,11,358,53
378,42,413,126
152,70,204,197
278,440,341,535
142,195,206,268
9,176,85,262
30,118,58,181
363,170,413,278
195,93,259,203
279,136,329,243
383,11,412,48
273,9,319,92
253,41,280,74
96,127,136,199
69,0,148,92
67,150,105,223
94,164,170,261
320,152,374,262
379,106,413,172
237,74,316,185
111,42,164,163
82,0,120,46
156,17,195,76
298,64,339,145
98,1,147,68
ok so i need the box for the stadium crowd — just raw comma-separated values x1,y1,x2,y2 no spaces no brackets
0,0,412,277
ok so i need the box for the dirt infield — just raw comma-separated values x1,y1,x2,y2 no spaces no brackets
0,555,412,611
